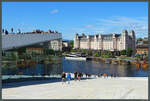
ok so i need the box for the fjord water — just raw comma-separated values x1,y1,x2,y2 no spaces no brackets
62,57,148,77
2,57,148,79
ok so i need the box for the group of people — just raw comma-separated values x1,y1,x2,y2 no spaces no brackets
61,72,119,84
97,73,118,78
61,72,84,84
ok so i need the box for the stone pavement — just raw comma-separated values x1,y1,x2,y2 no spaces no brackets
2,77,148,99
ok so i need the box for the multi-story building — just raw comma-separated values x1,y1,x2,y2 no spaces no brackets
62,40,71,51
48,39,62,51
26,38,62,55
74,29,136,55
136,44,148,56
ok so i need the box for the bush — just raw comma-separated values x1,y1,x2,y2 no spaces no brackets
120,50,126,55
88,50,93,56
93,52,98,57
144,56,148,61
126,48,133,57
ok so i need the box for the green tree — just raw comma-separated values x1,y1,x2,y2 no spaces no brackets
144,56,148,61
71,49,76,52
126,48,133,57
93,52,98,57
70,40,74,48
120,50,126,55
49,49,55,55
82,49,87,54
88,50,92,56
11,52,17,60
137,38,143,41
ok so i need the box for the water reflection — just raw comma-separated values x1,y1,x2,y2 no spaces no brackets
2,57,148,80
62,57,148,77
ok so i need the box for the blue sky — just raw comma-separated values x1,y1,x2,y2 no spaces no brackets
2,2,148,40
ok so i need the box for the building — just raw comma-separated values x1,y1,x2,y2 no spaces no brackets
62,40,70,47
48,39,62,51
26,47,43,54
136,44,148,56
62,40,71,51
143,37,148,44
2,30,62,55
136,37,148,46
74,29,136,55
26,39,62,55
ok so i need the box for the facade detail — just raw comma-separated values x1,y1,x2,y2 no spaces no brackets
74,29,136,55
48,39,62,51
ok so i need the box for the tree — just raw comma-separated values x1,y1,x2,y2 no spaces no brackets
88,50,92,56
144,56,148,61
70,40,74,49
120,50,126,55
137,38,143,41
11,52,17,60
82,49,87,54
126,48,133,57
93,52,98,57
49,49,55,55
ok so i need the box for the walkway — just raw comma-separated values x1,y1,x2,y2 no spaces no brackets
2,77,148,99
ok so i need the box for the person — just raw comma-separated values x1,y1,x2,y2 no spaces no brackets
100,73,103,77
88,74,91,78
80,72,83,78
2,29,4,33
107,74,109,78
85,73,88,78
61,72,66,84
5,30,8,35
114,73,116,78
98,74,100,77
74,72,78,81
78,72,81,81
66,72,71,84
104,73,107,78
111,74,113,78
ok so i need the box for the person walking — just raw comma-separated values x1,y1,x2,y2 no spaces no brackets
111,74,113,78
78,72,81,81
66,72,71,84
74,72,78,81
104,73,107,78
85,73,88,78
61,72,66,84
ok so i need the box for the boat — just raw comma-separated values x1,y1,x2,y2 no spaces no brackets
65,53,87,61
112,61,118,64
105,59,111,64
111,59,118,64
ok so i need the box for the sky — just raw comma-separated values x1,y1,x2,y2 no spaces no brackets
2,2,148,40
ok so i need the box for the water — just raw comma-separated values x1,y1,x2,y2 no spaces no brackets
62,57,148,77
2,62,63,80
2,57,148,80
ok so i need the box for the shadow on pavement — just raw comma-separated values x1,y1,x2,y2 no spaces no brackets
2,77,94,89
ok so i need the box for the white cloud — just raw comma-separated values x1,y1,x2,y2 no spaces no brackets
85,24,96,28
70,16,148,39
96,16,148,38
50,9,59,14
